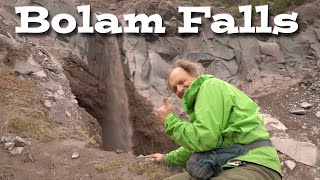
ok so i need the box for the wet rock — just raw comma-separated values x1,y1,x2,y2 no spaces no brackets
4,142,15,151
72,152,79,159
316,111,320,118
290,108,307,115
285,160,296,170
14,136,31,147
271,137,318,166
300,102,312,109
9,147,24,156
263,114,287,131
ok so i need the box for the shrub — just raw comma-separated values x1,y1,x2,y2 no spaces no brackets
271,0,291,15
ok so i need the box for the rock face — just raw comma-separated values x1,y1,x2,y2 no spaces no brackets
118,0,320,108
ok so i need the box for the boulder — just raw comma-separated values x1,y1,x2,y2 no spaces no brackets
271,137,319,167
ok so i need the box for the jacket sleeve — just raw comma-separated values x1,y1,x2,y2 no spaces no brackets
164,81,227,152
164,146,192,166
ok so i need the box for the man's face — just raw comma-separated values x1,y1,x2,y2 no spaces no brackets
168,67,197,99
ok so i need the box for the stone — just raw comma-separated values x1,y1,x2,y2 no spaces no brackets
300,102,312,109
271,137,319,166
9,147,24,156
290,108,306,115
262,114,287,131
14,61,37,75
66,109,71,117
4,142,15,151
115,149,123,154
136,155,144,159
285,160,296,170
34,70,47,78
316,111,320,118
258,41,286,63
49,100,67,125
1,136,11,143
57,89,64,96
44,100,52,108
14,136,31,147
109,4,116,10
71,152,79,159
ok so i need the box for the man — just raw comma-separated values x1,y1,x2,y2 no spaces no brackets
145,60,282,179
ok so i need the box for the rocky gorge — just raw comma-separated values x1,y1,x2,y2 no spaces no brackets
0,0,319,179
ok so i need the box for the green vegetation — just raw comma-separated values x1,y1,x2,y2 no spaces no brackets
9,110,54,142
180,0,316,15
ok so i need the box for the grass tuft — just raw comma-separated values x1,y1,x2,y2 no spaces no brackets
86,160,125,173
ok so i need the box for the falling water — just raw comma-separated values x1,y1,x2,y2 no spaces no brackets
101,36,132,151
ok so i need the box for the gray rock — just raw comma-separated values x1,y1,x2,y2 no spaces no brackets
284,160,296,170
290,108,306,115
271,137,318,166
316,111,320,118
14,136,31,147
14,60,38,75
262,114,287,131
9,147,24,156
258,41,285,63
4,142,15,151
1,136,11,143
300,102,312,109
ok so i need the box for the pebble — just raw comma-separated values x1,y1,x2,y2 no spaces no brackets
4,142,15,151
116,149,123,154
300,102,312,109
285,160,296,170
44,100,52,108
9,147,24,156
290,108,306,115
34,70,47,78
57,89,64,96
66,109,71,117
316,111,320,118
72,152,79,159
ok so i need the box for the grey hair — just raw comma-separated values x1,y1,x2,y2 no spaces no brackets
166,60,203,91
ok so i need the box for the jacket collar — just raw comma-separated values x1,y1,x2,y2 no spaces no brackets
182,74,214,113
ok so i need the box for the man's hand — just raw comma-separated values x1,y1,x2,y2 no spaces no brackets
156,97,173,125
144,153,164,163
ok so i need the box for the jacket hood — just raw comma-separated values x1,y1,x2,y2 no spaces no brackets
182,74,214,113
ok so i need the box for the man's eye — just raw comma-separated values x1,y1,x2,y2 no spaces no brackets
172,87,177,93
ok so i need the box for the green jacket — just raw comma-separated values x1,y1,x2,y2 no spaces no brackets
163,75,282,175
